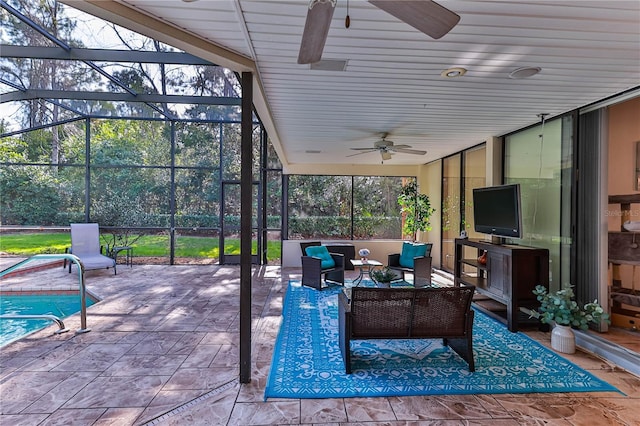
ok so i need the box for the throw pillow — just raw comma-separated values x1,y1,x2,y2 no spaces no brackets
399,241,414,268
305,245,336,269
399,242,429,269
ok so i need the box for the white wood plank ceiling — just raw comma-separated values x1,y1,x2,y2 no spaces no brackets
82,0,640,167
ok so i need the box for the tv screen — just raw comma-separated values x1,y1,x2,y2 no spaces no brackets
472,184,522,238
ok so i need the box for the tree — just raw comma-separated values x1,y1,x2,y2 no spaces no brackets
397,179,435,241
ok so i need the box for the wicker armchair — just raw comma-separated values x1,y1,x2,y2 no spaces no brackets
338,286,476,373
301,248,345,290
387,242,433,286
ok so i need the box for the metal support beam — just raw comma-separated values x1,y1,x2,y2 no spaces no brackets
0,45,216,65
1,89,242,105
239,71,253,384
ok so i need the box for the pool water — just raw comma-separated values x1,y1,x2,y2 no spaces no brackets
0,293,96,347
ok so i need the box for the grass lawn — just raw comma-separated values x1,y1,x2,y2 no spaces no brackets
0,232,281,261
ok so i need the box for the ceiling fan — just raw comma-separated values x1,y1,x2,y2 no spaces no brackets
348,133,427,161
298,0,460,64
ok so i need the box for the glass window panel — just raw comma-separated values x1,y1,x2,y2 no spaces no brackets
288,175,351,240
0,164,81,226
90,166,171,227
442,154,461,272
463,145,486,239
505,116,573,289
266,230,282,264
174,169,220,228
175,122,220,167
266,170,282,229
353,176,403,239
174,229,219,263
90,119,170,166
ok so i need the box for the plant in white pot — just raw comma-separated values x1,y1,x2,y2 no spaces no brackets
530,285,609,354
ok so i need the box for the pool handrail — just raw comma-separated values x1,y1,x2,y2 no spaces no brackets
0,314,70,334
0,254,91,334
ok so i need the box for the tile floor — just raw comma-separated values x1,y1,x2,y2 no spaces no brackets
1,259,639,425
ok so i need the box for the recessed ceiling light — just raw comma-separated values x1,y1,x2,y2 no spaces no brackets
509,66,542,79
440,67,467,78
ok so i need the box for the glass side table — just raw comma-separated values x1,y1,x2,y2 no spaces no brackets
350,259,383,286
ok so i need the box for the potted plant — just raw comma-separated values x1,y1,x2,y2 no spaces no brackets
371,267,400,286
397,179,435,241
530,285,609,354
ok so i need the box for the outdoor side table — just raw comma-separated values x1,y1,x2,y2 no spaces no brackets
111,246,133,268
350,259,383,286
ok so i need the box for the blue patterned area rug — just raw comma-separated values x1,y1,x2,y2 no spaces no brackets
264,281,619,399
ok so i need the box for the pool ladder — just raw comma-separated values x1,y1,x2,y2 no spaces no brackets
0,254,91,335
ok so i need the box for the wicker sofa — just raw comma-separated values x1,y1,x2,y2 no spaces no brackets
338,286,476,373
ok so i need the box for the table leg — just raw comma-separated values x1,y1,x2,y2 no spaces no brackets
353,266,365,286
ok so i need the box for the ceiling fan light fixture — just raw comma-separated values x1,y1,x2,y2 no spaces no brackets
509,66,542,79
441,67,467,78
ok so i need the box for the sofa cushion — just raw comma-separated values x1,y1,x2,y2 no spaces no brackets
399,242,428,268
306,245,335,269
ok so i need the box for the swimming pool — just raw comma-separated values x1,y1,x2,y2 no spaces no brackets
0,292,96,347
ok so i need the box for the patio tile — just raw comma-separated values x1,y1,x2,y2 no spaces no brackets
22,371,100,414
102,354,188,377
162,367,236,391
144,385,238,426
300,398,348,423
136,389,206,424
127,332,185,355
343,397,397,422
0,371,73,414
0,413,49,426
389,395,495,421
51,343,134,372
38,408,106,425
62,375,169,409
1,264,638,425
94,407,146,425
228,400,300,425
181,344,222,368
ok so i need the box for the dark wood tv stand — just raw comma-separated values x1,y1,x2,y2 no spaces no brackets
454,238,549,332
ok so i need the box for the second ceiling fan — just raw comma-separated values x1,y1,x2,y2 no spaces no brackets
298,0,460,64
348,133,427,161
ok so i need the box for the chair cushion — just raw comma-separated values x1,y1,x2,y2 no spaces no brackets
305,245,336,269
399,242,428,269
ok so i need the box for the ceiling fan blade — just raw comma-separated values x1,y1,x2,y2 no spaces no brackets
350,147,377,151
381,151,393,161
368,0,460,39
298,1,336,64
347,149,377,157
393,147,427,155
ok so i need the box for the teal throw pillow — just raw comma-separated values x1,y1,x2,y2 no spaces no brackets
399,242,415,268
305,245,335,269
399,242,429,269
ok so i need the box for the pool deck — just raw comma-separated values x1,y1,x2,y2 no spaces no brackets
1,259,639,425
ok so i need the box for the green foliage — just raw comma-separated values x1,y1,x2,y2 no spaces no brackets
0,232,281,260
530,285,610,330
0,165,61,225
371,267,399,283
397,179,435,240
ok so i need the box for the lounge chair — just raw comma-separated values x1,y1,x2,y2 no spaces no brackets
66,223,116,274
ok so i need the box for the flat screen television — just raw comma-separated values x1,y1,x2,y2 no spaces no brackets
472,184,522,238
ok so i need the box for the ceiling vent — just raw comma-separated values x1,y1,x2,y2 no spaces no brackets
310,59,348,71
